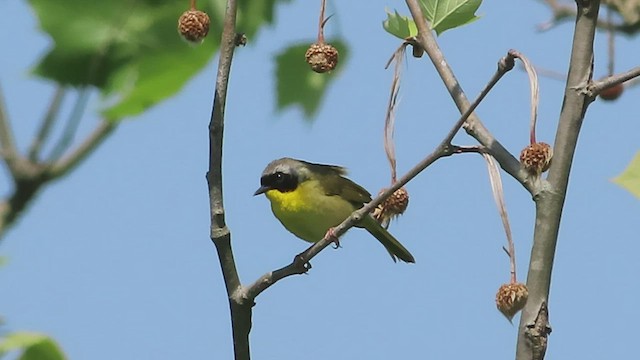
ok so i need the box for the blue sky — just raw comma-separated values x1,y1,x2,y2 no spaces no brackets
1,1,639,359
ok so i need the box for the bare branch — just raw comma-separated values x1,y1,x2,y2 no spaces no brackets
243,256,312,301
208,0,239,299
0,83,21,175
0,178,45,240
588,66,640,96
46,88,90,162
204,0,249,359
28,87,66,161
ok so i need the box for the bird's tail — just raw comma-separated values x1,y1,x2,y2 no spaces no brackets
361,215,415,263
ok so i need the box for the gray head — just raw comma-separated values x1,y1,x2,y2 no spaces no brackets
254,158,305,195
253,158,346,195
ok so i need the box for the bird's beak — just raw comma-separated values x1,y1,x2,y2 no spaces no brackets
254,186,269,196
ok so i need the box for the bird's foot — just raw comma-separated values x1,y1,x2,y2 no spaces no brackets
325,227,341,249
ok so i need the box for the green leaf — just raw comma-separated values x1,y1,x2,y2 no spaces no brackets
0,332,66,360
419,0,482,35
28,0,290,120
102,38,216,119
275,39,349,119
383,10,418,39
613,151,640,198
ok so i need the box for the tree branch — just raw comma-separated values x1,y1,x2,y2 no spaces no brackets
516,1,601,359
0,175,45,239
28,87,66,161
46,88,90,162
587,66,640,96
404,0,535,194
0,83,21,176
205,0,248,359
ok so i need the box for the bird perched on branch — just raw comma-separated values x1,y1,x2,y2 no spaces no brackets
254,157,415,263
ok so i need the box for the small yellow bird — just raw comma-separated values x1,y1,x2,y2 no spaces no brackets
254,158,415,263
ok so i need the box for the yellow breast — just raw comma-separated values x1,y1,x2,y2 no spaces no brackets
265,180,355,242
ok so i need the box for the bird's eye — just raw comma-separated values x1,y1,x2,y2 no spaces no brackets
266,171,297,192
274,172,288,186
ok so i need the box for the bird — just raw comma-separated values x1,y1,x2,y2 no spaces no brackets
254,157,415,263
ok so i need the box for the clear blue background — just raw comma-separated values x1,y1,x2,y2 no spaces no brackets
1,1,638,359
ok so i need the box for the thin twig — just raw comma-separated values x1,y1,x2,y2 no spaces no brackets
452,145,485,154
317,0,327,43
28,87,66,161
209,0,239,302
47,88,90,162
588,66,640,96
0,83,20,172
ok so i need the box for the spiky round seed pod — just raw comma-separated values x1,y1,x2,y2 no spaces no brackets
373,187,409,227
520,142,553,175
496,282,529,321
305,43,339,73
599,83,624,101
382,187,409,216
178,9,210,43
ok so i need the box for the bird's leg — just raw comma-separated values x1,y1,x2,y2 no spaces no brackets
325,227,341,249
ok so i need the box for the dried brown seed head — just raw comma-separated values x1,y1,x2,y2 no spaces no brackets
178,9,210,44
305,43,339,73
496,282,529,322
373,187,409,228
520,142,552,175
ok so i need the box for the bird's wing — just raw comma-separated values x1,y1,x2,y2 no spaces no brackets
299,159,372,206
319,173,372,207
